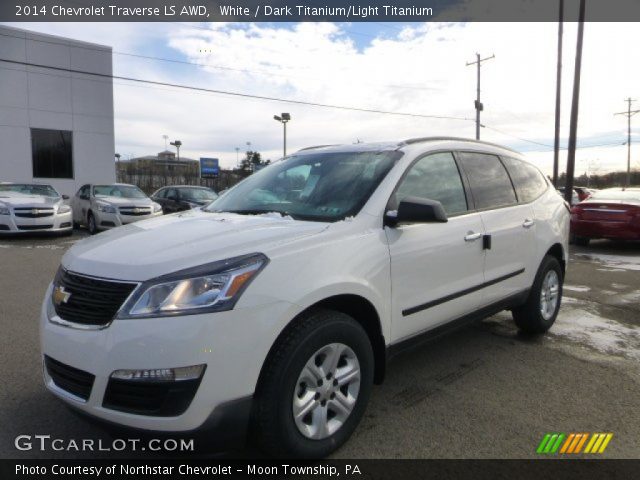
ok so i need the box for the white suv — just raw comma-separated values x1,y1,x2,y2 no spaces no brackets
40,138,569,457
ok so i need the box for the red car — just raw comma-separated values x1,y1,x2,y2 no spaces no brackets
570,188,640,245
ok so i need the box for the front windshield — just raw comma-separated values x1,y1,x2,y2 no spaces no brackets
205,150,401,222
94,185,147,199
182,188,218,202
0,183,59,197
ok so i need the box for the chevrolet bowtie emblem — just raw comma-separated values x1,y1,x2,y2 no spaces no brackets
53,285,71,306
32,209,39,215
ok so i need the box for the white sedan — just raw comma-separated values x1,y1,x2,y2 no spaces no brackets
71,183,162,234
0,183,72,235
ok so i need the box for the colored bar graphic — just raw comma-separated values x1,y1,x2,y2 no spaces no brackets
538,433,613,455
560,434,575,454
574,433,589,453
598,434,613,453
537,434,552,454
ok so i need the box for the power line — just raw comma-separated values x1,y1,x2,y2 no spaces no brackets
0,57,473,122
614,97,640,188
466,52,495,140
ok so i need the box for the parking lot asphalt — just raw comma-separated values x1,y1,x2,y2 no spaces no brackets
1,231,639,459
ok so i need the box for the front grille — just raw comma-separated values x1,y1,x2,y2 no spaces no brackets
0,224,9,231
17,224,53,230
53,269,138,326
45,356,95,401
119,206,152,216
103,377,203,417
14,208,55,218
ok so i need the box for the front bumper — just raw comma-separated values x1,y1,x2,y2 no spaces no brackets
96,210,163,230
40,283,292,432
0,211,72,234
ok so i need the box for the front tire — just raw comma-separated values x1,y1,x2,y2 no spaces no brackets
87,212,98,235
512,255,563,334
252,309,374,458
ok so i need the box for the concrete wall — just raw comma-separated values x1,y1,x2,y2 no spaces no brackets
0,25,115,196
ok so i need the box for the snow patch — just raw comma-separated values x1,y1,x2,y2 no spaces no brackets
564,285,591,292
576,253,640,271
551,308,640,360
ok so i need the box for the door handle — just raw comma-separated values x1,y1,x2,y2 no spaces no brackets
522,219,535,229
464,231,482,242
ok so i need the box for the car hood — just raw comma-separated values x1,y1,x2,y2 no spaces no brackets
94,195,154,206
62,210,329,281
0,193,61,207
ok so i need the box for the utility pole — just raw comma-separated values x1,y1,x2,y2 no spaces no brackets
564,0,585,206
615,98,639,188
553,0,564,187
466,52,494,140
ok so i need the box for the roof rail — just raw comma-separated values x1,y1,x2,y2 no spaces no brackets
296,144,340,152
399,136,520,154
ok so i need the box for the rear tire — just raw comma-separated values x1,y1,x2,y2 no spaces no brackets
512,255,563,334
252,309,374,458
573,236,590,246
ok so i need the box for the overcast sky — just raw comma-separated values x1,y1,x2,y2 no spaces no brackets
3,19,640,175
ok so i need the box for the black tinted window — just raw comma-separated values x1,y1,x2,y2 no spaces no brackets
458,152,516,210
502,157,548,203
31,128,73,179
395,152,468,215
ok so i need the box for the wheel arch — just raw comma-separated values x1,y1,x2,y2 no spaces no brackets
256,294,387,392
545,243,566,275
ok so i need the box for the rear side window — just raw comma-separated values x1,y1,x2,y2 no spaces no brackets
458,152,517,210
502,157,548,203
394,152,468,215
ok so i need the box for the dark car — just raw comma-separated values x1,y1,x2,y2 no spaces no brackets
570,187,640,245
150,186,218,214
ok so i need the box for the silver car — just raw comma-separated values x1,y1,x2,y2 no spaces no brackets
71,183,162,234
0,183,72,235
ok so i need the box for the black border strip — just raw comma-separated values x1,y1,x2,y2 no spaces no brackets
402,268,525,317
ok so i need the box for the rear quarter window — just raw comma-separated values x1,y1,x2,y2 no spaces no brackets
502,157,548,203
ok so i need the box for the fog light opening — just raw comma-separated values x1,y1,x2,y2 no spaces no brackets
111,364,205,382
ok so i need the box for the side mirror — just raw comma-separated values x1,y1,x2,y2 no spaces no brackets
62,194,69,200
385,196,448,227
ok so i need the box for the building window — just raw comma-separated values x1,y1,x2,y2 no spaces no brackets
31,128,73,179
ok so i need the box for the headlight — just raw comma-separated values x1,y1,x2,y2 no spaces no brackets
152,202,162,213
97,202,116,213
118,253,268,318
0,205,9,215
57,205,71,214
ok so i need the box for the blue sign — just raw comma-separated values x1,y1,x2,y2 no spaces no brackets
200,157,219,178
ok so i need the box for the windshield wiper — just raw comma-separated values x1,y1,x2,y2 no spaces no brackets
209,209,294,217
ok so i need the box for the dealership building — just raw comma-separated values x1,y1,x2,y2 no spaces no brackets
0,25,116,196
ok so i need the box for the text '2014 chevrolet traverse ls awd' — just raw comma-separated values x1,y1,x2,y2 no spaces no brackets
40,138,569,458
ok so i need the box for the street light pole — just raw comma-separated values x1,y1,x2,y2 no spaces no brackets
273,113,291,158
